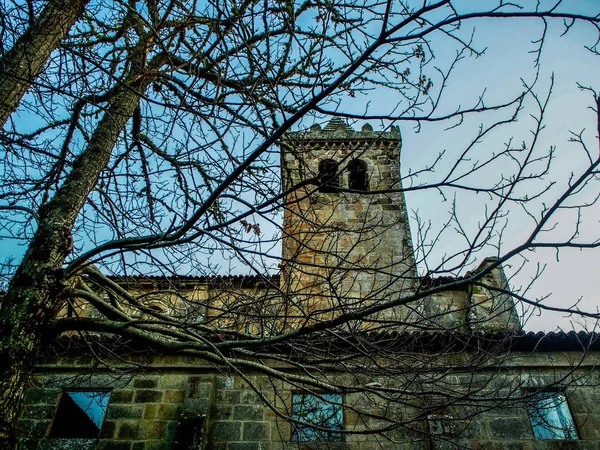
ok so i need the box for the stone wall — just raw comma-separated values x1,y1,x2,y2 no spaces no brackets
17,353,600,450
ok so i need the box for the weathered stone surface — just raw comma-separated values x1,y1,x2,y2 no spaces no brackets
183,398,209,414
134,390,164,403
144,404,158,419
217,390,241,404
216,377,235,389
573,413,600,439
242,422,270,441
233,405,264,421
209,421,242,442
99,421,117,439
212,405,233,421
118,420,167,440
110,390,135,404
157,403,183,420
25,389,59,405
159,375,188,389
241,391,262,405
488,417,532,440
117,421,142,440
133,377,160,389
163,390,185,404
187,381,212,399
107,404,144,419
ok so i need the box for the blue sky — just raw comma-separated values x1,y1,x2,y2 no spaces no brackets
2,1,600,331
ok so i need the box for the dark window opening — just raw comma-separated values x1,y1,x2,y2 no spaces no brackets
318,159,340,193
49,391,111,438
291,393,343,441
348,159,368,191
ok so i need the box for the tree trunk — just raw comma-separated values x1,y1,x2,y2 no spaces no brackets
0,47,161,448
0,0,89,127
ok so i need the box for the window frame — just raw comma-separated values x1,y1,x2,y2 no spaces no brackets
290,392,344,442
48,390,112,439
526,391,578,440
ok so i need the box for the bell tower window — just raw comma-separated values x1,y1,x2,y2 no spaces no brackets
318,159,340,193
348,159,368,191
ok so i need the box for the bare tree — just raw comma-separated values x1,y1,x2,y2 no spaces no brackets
1,0,600,448
0,0,89,126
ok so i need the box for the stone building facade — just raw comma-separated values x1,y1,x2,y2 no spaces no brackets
16,121,600,449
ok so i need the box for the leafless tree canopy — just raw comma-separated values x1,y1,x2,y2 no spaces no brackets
1,0,600,447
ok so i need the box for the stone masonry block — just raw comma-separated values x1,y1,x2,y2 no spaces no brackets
574,413,600,439
163,389,185,404
242,422,270,441
139,421,167,440
215,376,235,389
117,421,142,440
210,421,242,442
144,404,158,419
241,391,261,405
100,420,117,439
25,389,59,405
456,419,488,440
134,390,164,403
133,377,160,389
233,405,264,421
118,420,167,440
157,403,183,420
568,388,598,414
107,404,144,419
183,398,209,414
488,417,532,440
110,390,135,404
187,381,212,399
212,405,233,421
217,390,241,404
159,375,188,390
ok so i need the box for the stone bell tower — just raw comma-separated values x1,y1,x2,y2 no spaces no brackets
279,119,416,324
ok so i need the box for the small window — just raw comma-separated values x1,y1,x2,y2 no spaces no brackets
49,391,111,438
291,393,343,441
348,159,368,191
527,392,577,440
318,159,340,193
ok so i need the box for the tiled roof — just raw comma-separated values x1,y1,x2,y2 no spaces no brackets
49,329,600,356
106,273,280,288
355,330,600,353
